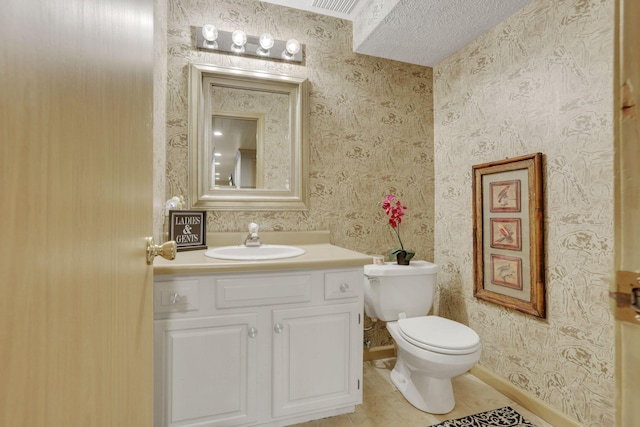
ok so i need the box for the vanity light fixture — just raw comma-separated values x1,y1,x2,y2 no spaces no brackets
195,25,304,64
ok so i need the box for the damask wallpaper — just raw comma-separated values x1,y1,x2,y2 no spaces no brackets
160,0,433,346
162,0,434,265
434,0,615,425
157,0,616,425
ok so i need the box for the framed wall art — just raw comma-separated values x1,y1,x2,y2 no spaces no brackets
169,210,207,251
472,153,545,318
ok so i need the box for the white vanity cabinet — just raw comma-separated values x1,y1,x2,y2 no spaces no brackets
153,267,364,427
154,313,259,426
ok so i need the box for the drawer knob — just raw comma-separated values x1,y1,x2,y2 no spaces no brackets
248,327,258,338
274,323,284,334
169,292,182,304
340,283,350,292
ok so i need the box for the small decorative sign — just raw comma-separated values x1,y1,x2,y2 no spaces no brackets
169,210,207,251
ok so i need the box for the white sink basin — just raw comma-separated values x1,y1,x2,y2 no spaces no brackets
204,244,305,261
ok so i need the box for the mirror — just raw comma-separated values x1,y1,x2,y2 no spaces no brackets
210,114,263,189
188,63,309,210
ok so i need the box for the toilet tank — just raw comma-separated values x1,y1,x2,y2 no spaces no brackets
363,261,440,321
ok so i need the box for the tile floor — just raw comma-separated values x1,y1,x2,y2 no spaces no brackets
293,358,553,427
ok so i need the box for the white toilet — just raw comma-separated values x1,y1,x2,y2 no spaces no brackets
363,261,481,414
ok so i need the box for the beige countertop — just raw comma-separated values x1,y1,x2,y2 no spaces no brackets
153,231,373,275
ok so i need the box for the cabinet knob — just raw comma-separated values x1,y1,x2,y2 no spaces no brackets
169,292,181,304
340,283,350,292
248,327,258,338
274,323,284,334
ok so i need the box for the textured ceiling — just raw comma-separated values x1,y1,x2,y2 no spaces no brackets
258,0,535,67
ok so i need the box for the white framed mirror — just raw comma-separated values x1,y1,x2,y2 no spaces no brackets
188,63,309,210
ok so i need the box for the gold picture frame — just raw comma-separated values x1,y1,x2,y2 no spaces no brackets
472,153,545,318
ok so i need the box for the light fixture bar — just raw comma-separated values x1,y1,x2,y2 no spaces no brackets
195,27,304,64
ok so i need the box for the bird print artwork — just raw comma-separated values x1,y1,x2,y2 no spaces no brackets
490,218,522,250
496,263,514,283
496,224,514,243
496,185,510,206
490,255,523,290
490,179,521,212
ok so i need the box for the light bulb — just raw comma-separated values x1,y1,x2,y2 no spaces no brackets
282,38,301,60
201,24,218,42
285,39,300,55
201,24,218,49
231,29,247,45
256,33,274,56
230,29,247,53
259,33,275,50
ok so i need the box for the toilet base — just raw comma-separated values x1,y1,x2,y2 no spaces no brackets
389,357,455,414
386,320,481,415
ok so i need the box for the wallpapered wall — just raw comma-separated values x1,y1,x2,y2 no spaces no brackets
162,0,434,344
433,0,614,425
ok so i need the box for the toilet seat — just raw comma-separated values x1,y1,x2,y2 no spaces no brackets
397,316,481,355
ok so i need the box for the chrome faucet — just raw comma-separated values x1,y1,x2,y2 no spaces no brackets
244,223,262,247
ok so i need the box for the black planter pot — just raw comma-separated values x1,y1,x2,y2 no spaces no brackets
396,250,410,265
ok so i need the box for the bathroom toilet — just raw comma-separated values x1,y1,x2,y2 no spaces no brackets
363,261,481,414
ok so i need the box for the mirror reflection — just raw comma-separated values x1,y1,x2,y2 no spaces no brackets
209,115,262,189
189,63,309,211
206,81,291,190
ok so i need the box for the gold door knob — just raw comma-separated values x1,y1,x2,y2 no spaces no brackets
146,237,177,265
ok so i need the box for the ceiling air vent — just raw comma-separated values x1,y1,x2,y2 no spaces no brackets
311,0,360,14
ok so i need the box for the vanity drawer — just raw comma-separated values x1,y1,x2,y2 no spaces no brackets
215,274,312,308
154,279,199,314
324,270,363,300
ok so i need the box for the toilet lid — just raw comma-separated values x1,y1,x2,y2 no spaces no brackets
397,316,481,355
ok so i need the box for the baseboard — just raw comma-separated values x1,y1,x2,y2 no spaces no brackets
363,345,396,361
470,365,583,427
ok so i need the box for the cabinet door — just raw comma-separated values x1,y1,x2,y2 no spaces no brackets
272,303,362,417
154,314,258,427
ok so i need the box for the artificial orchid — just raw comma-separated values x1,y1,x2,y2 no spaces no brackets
381,194,409,253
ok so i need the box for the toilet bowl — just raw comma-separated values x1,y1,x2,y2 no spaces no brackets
363,261,481,414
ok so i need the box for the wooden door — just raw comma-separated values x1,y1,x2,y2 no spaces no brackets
614,0,640,425
0,0,155,425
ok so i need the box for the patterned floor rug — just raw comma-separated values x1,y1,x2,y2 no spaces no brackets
431,406,537,427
